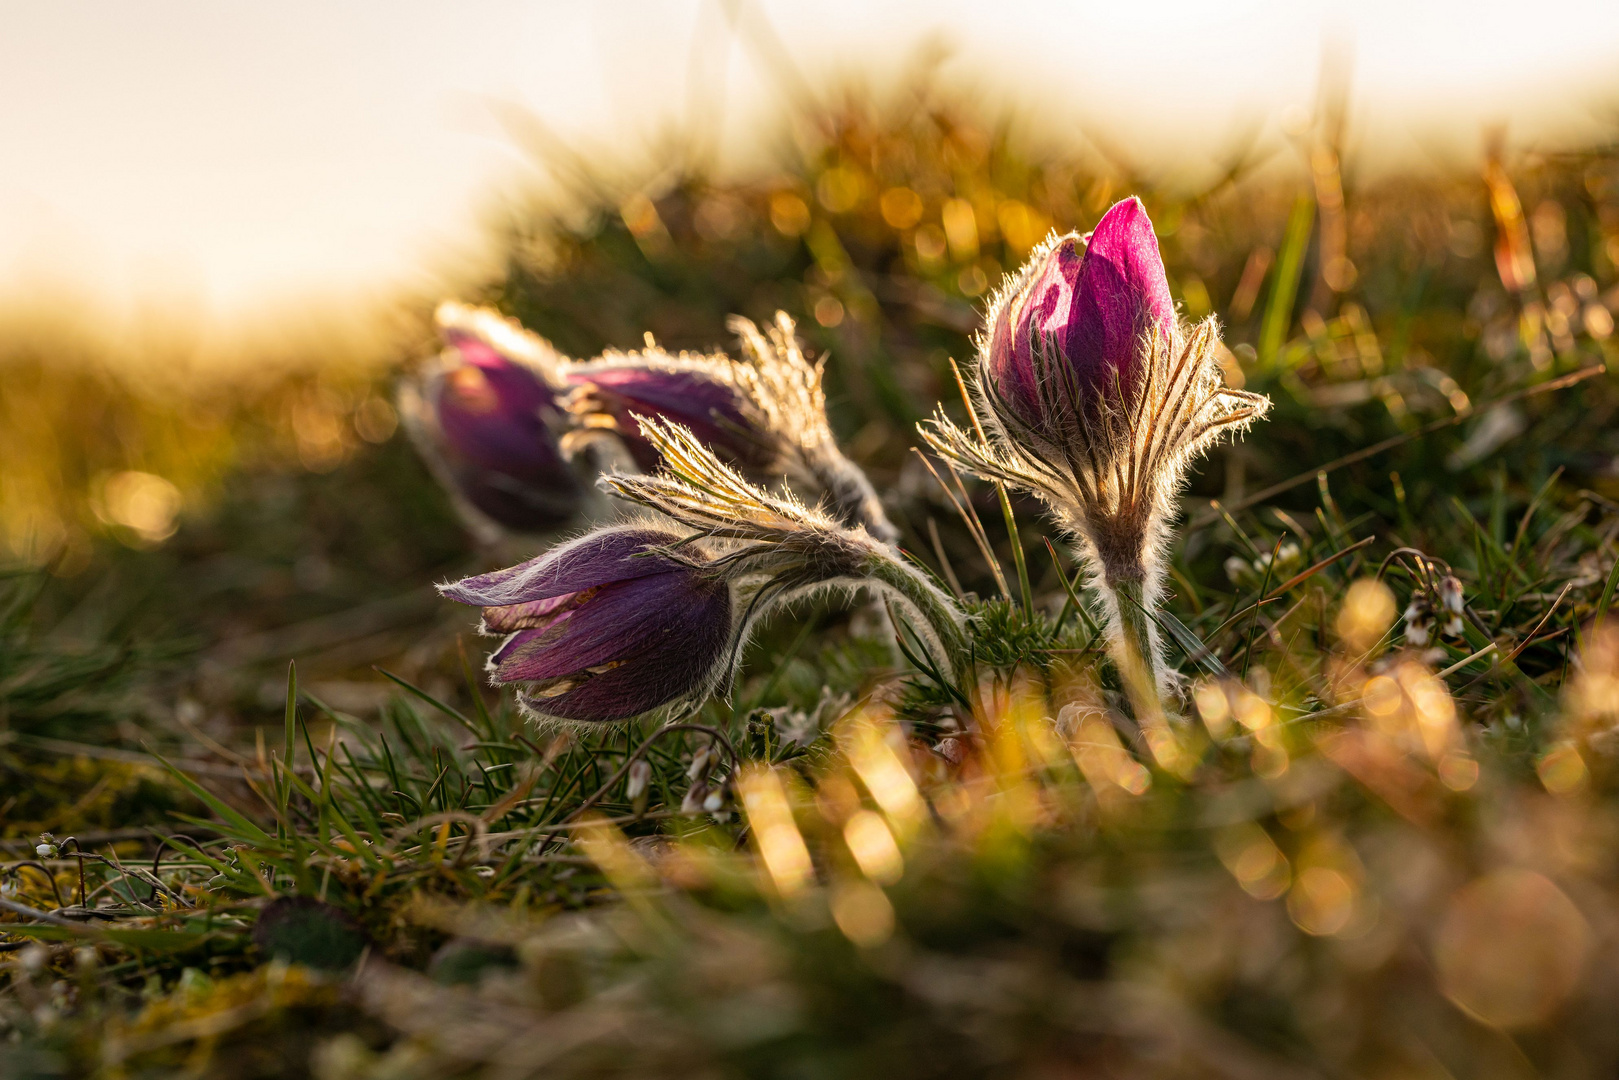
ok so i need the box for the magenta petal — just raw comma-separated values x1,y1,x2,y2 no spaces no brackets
988,235,1084,426
1062,197,1175,396
481,592,576,633
439,528,684,608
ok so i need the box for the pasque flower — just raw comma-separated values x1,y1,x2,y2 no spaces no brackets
444,417,967,726
566,313,897,541
922,197,1269,701
440,525,734,725
400,302,588,541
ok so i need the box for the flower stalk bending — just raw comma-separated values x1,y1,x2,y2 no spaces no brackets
603,417,967,680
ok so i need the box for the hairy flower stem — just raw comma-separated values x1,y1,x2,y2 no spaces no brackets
1102,573,1183,772
859,550,971,682
818,458,898,543
1106,576,1161,700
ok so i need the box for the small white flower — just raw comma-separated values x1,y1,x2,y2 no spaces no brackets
681,783,707,814
1439,574,1465,614
625,759,651,802
35,843,56,859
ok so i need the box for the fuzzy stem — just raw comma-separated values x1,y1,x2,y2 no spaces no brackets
860,549,970,680
1107,577,1163,707
820,456,899,543
1103,574,1183,773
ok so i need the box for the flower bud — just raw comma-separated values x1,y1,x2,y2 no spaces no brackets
440,526,734,725
1439,574,1467,636
626,759,652,816
681,782,708,815
625,758,652,801
566,358,776,474
1404,597,1435,648
984,197,1175,432
567,314,898,541
921,196,1270,704
402,302,586,538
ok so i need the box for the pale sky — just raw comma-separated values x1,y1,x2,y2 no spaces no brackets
2,0,1617,331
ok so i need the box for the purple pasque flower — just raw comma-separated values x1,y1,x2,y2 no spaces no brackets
440,525,733,725
985,196,1176,433
401,303,586,539
921,196,1268,707
566,314,899,542
564,354,776,474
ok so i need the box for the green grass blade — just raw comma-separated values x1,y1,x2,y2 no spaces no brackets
376,667,481,737
148,747,274,845
1258,193,1314,368
1598,555,1619,625
281,661,297,821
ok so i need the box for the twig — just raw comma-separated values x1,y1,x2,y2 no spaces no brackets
1437,642,1497,680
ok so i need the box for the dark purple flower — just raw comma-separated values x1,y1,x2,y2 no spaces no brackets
414,307,585,534
440,527,733,724
986,197,1175,427
565,360,776,473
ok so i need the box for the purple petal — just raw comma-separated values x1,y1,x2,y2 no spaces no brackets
439,527,687,608
1060,197,1174,398
567,364,774,470
488,568,734,723
427,325,583,532
435,358,566,474
489,570,724,683
527,595,729,721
